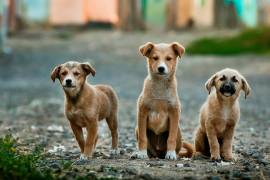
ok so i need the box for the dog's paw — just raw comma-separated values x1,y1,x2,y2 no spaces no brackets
110,149,120,156
80,154,89,161
165,150,177,160
222,154,234,162
130,150,148,159
210,154,221,162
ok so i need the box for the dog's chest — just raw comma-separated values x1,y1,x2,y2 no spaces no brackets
147,101,169,135
148,111,169,135
222,106,231,121
66,107,88,127
215,107,234,134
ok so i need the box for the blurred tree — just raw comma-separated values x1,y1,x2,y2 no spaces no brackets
118,0,145,31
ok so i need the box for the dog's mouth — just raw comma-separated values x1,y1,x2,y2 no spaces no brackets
63,85,76,88
156,72,168,76
221,92,234,97
220,84,236,97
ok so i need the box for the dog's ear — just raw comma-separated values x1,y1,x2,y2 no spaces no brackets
205,74,217,94
139,42,154,57
241,76,251,99
51,65,61,82
81,62,96,77
171,42,185,58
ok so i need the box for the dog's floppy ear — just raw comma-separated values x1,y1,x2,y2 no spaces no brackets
139,42,154,57
51,65,61,82
205,73,217,94
81,62,96,76
241,76,251,99
171,42,185,58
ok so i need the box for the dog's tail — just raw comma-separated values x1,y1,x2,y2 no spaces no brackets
179,141,194,158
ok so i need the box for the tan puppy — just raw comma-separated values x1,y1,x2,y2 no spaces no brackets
51,61,119,160
194,68,251,161
132,42,194,160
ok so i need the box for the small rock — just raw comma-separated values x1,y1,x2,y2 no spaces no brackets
125,168,138,175
176,163,184,168
47,125,64,132
146,161,164,167
120,149,126,155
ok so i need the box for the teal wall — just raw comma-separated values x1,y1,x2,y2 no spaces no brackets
226,0,257,27
21,0,49,22
142,0,166,27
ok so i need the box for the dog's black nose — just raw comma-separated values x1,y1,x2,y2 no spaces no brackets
66,79,72,85
224,84,231,90
158,67,165,73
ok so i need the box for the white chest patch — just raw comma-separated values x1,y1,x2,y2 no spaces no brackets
148,111,168,134
222,106,231,121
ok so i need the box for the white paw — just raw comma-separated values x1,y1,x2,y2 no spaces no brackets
131,149,148,159
79,154,89,161
110,149,120,155
165,150,177,160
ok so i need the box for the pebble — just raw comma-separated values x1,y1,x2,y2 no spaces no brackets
146,161,165,167
176,163,184,168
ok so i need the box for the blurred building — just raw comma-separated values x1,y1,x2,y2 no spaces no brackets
1,0,270,32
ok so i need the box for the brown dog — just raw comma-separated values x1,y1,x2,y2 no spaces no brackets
131,42,194,160
51,61,119,160
194,68,251,161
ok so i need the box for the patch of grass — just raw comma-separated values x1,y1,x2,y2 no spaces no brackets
0,134,54,180
187,27,270,55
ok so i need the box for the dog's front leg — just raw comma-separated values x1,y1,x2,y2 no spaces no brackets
221,125,235,161
206,123,221,161
70,123,85,154
166,107,180,160
131,105,148,159
81,119,98,160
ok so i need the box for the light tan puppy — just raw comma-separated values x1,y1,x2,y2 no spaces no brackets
51,61,119,160
132,42,194,160
194,68,251,161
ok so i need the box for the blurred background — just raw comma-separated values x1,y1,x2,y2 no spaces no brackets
1,0,270,33
0,0,270,179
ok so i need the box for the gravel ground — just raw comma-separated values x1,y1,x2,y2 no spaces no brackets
0,30,269,179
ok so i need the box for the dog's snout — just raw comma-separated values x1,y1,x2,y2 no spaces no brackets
158,66,165,73
224,84,231,90
66,79,72,85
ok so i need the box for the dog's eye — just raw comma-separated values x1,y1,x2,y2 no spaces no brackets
166,57,172,61
153,56,159,61
232,76,238,83
61,72,67,76
74,72,80,76
219,75,226,81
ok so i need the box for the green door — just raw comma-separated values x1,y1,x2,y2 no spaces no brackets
142,0,166,28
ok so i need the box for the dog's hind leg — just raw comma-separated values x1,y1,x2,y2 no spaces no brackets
194,127,210,158
106,114,119,154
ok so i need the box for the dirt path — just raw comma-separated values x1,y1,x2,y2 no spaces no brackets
0,30,269,179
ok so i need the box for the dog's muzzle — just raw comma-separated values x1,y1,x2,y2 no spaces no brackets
220,82,236,97
157,63,168,75
63,79,76,88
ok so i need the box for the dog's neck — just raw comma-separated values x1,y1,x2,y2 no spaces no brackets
212,90,238,108
147,74,177,100
64,83,91,105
